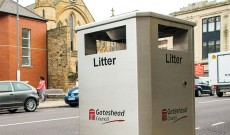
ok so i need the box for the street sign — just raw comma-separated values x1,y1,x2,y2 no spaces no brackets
195,63,204,76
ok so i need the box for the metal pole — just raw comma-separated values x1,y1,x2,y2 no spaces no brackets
16,0,20,81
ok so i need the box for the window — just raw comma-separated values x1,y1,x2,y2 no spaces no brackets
216,17,221,31
12,82,31,92
216,40,220,52
202,16,221,59
22,29,31,66
202,42,207,59
56,22,61,28
202,19,207,32
42,9,45,18
0,82,12,92
208,41,215,53
69,14,74,51
208,18,215,32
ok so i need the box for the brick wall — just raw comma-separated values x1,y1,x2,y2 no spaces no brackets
47,26,71,92
0,15,10,80
0,14,47,88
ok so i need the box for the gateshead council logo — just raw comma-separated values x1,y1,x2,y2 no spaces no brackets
89,109,125,124
89,109,96,120
162,107,188,124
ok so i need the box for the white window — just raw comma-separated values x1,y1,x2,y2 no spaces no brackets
22,29,31,66
216,40,220,52
216,17,221,31
202,19,207,32
208,18,215,32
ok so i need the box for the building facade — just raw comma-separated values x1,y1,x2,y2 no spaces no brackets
26,0,94,90
0,0,47,87
170,0,230,76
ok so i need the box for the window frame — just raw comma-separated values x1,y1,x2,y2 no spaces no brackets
22,28,31,66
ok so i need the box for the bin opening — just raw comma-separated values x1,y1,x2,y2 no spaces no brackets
158,24,188,51
85,26,126,55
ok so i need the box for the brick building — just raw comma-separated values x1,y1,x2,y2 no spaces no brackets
0,0,47,87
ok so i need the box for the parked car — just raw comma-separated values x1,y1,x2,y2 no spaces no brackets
194,79,214,97
0,81,39,113
64,87,79,107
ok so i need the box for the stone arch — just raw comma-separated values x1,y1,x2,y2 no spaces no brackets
69,11,76,20
77,20,81,26
56,6,89,25
68,12,76,27
65,19,68,26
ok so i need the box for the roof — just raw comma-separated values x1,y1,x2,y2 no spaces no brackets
26,3,35,12
0,0,45,21
76,11,196,32
170,0,230,16
26,0,95,22
26,0,60,12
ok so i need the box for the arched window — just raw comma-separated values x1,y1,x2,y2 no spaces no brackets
69,14,74,51
56,22,61,28
42,9,45,18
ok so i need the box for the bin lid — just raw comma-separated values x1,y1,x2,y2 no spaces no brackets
76,11,196,32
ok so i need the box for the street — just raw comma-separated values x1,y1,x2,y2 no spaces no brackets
0,95,230,135
0,107,79,135
196,94,230,135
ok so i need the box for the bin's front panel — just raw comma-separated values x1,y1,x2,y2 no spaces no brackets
78,18,139,135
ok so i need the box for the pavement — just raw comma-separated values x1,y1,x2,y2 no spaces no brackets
37,99,68,109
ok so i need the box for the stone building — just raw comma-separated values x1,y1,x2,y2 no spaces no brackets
170,0,230,76
26,0,94,90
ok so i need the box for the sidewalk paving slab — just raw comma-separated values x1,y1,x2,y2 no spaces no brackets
37,99,68,109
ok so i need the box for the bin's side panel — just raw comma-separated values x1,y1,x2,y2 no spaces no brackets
78,18,139,135
150,18,195,135
136,17,153,135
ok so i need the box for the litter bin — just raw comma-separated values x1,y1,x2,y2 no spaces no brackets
76,11,196,135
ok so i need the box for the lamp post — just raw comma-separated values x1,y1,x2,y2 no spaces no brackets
16,0,20,81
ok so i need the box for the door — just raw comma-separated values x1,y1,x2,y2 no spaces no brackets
12,82,32,106
0,82,15,108
218,54,230,83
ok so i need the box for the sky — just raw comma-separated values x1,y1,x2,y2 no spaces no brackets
15,0,224,21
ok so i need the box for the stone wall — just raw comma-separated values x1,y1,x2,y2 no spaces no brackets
47,26,71,92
